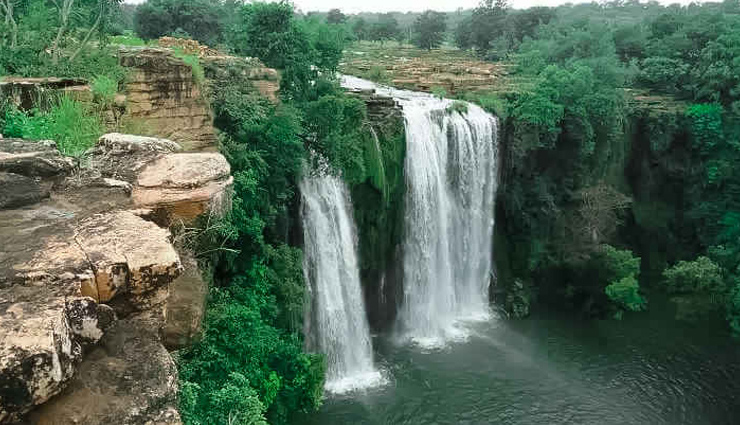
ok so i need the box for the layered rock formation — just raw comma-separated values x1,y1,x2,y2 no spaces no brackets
119,48,217,152
0,133,232,424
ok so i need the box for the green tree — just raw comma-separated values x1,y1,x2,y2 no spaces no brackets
326,8,346,25
412,10,447,50
370,13,400,43
134,0,223,45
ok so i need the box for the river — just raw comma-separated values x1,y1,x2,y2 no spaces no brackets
302,302,740,425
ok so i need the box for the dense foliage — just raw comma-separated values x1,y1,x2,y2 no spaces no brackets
459,0,740,333
0,0,126,80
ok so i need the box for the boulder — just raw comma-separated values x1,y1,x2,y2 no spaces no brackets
74,211,181,307
132,153,232,223
0,140,73,178
27,312,181,425
0,173,48,210
91,133,181,183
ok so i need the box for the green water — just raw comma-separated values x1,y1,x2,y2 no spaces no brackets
301,305,740,425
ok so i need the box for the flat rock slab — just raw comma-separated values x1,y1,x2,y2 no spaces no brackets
137,153,230,188
0,173,48,210
91,133,181,183
75,211,181,305
0,140,73,178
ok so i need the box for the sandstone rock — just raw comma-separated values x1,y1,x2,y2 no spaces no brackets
0,140,73,178
0,173,48,209
164,253,206,350
91,133,181,183
28,312,181,425
119,48,217,151
74,211,181,306
0,287,112,423
132,153,232,224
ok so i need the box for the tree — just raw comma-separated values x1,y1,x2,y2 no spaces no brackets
134,0,223,46
412,10,447,50
352,17,368,41
470,0,508,54
370,13,400,44
326,8,346,25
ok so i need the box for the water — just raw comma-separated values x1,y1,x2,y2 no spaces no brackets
300,170,384,394
302,305,740,425
342,76,499,347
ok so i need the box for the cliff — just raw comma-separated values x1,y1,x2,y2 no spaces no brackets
0,133,232,424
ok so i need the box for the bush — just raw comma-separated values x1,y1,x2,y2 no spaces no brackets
431,86,447,99
605,276,646,318
597,245,646,318
663,256,727,320
172,49,205,86
91,75,119,108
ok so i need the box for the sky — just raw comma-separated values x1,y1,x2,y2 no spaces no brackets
124,0,708,13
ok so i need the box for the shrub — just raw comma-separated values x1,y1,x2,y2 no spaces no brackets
431,86,447,99
365,66,391,84
597,245,646,318
446,100,468,115
605,276,647,317
663,256,727,320
91,75,119,108
173,49,205,86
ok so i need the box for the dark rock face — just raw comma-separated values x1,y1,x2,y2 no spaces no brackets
0,173,48,209
0,140,73,178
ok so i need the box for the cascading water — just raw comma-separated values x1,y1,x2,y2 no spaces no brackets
300,167,385,393
342,76,499,347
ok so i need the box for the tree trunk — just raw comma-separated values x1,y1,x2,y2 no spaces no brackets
70,0,104,62
51,0,75,64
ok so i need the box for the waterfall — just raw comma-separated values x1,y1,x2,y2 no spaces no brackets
341,76,499,347
300,169,384,393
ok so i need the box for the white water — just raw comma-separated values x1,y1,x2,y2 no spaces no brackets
342,76,499,347
300,169,385,393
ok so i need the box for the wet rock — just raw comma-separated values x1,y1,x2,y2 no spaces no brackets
0,173,48,209
0,140,73,178
28,312,181,425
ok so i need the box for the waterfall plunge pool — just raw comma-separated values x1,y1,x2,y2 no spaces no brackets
301,304,740,425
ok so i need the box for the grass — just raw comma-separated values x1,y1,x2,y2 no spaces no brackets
172,48,205,86
1,96,104,157
109,35,148,47
91,75,118,108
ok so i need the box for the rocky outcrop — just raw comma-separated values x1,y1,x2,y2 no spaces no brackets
119,48,216,152
0,134,231,423
132,153,232,223
27,312,181,425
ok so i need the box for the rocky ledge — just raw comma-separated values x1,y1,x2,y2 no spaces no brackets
0,134,232,424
